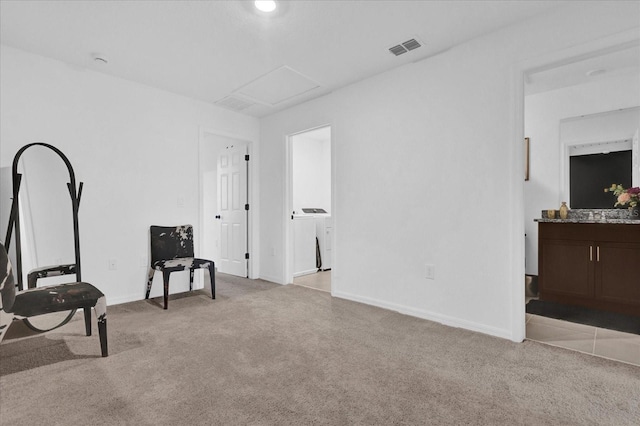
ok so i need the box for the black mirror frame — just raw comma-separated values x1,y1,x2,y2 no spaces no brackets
4,143,83,290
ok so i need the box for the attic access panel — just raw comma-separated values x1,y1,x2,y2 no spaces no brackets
236,66,319,106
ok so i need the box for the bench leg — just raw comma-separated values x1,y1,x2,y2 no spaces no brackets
208,263,215,299
145,267,155,299
95,295,108,357
84,307,92,336
189,268,194,292
163,270,171,309
98,319,108,357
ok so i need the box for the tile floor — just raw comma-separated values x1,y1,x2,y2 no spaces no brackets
293,270,331,292
526,313,640,366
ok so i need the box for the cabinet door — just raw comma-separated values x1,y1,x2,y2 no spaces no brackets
540,239,594,298
596,242,640,307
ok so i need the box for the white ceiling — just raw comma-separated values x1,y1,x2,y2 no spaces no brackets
0,0,571,117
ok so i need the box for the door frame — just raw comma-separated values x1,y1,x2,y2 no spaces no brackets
217,142,250,277
198,127,257,281
284,124,333,287
511,29,639,342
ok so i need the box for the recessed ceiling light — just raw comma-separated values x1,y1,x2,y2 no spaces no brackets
255,1,277,13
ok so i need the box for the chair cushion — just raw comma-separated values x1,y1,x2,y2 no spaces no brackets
152,257,212,272
11,282,104,317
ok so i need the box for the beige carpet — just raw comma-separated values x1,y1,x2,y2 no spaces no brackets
1,274,639,425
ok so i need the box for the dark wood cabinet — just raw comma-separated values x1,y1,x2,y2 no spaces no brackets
538,222,640,317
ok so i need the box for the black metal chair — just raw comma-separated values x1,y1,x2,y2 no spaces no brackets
0,242,108,357
145,225,215,309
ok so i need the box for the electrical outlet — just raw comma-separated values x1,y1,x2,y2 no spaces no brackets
177,196,185,207
425,264,435,280
108,259,117,270
271,247,276,256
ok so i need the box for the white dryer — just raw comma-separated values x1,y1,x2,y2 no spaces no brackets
293,214,316,277
315,215,332,270
301,208,332,271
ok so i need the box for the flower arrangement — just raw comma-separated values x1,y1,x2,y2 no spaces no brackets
604,184,640,208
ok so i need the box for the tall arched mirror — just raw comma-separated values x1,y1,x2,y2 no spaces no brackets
4,143,83,331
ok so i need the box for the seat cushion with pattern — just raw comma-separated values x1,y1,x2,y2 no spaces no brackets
152,257,212,272
11,282,105,317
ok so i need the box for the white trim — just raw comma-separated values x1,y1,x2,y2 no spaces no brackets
333,290,512,340
284,133,292,285
107,294,145,306
511,28,640,343
258,274,286,285
509,60,526,343
330,124,337,294
294,269,318,278
284,124,333,287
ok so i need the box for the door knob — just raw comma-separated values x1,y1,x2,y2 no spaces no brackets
215,215,221,219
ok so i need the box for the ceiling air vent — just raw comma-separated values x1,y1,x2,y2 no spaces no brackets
402,38,421,51
389,44,408,56
215,95,254,112
389,38,423,56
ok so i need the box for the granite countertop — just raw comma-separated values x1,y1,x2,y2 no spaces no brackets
535,208,640,225
535,218,640,225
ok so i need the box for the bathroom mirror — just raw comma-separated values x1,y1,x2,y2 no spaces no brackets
560,107,639,208
4,143,83,331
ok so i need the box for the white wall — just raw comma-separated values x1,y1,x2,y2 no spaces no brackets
259,2,640,340
524,76,640,275
292,132,331,214
0,45,259,304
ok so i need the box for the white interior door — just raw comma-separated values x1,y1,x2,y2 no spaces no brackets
217,144,248,277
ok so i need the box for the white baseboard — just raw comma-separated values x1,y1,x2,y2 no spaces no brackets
293,269,317,278
107,285,206,306
107,283,512,341
106,294,143,306
259,274,285,285
332,290,513,341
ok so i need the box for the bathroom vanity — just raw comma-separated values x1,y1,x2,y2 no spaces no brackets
536,212,640,317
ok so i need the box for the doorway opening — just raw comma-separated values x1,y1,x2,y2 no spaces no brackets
286,125,332,292
522,41,639,365
199,131,252,280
